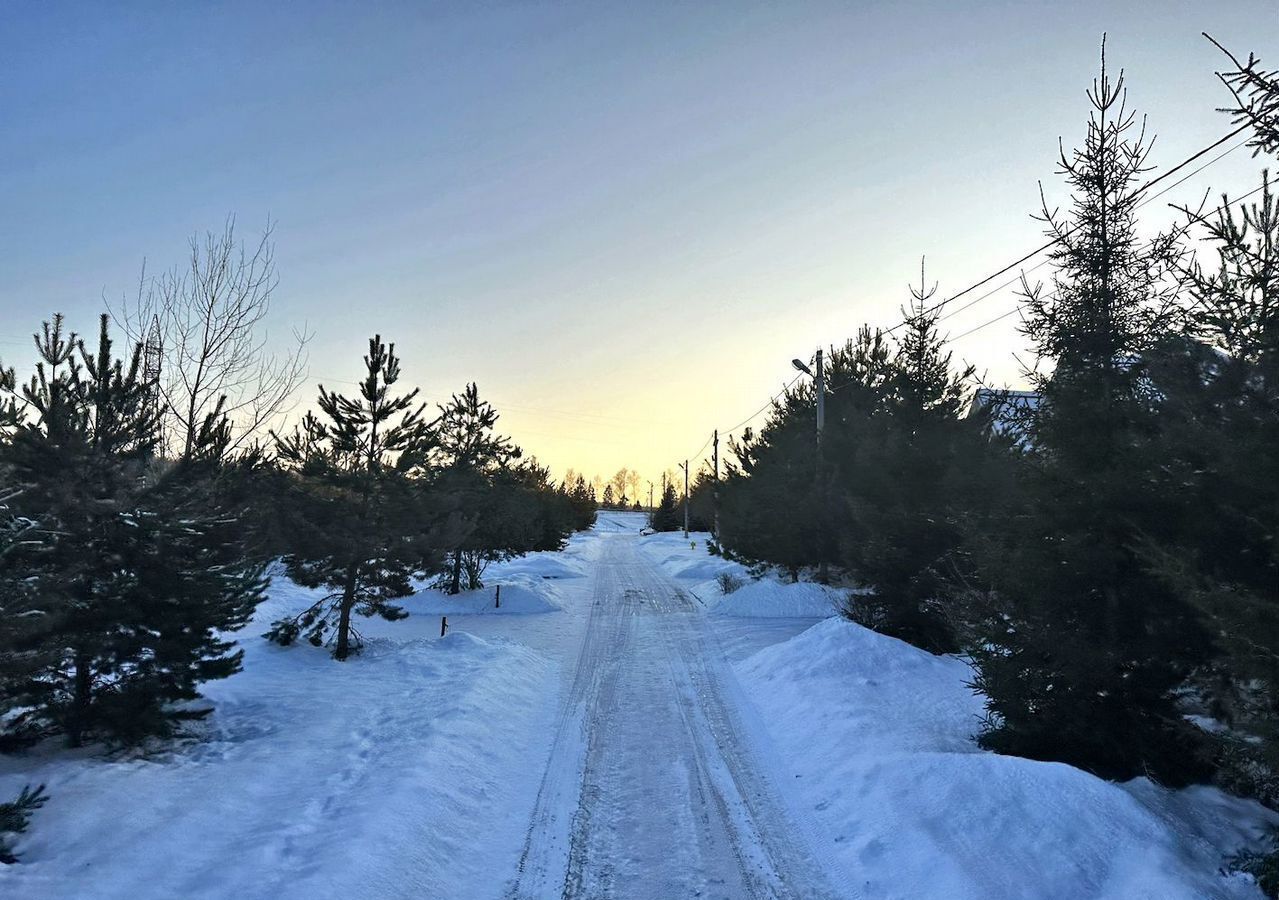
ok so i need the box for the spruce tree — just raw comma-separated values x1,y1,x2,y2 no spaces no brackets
686,467,717,533
566,472,597,530
962,44,1213,781
1136,52,1279,800
267,335,442,660
651,474,682,532
717,328,893,582
719,404,822,582
839,264,989,652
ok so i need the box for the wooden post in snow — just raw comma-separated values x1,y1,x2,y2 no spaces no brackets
495,585,501,609
440,616,448,637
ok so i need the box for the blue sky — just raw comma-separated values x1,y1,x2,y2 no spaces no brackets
2,1,1276,479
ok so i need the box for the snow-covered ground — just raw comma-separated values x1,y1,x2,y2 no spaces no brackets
0,529,602,900
1,512,1274,898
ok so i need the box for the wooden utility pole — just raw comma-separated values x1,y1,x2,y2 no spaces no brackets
815,348,828,583
679,459,690,538
712,429,720,540
815,348,825,449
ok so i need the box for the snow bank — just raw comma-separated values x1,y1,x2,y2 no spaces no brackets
638,530,841,617
407,582,562,615
736,617,1278,899
496,554,584,580
707,578,840,618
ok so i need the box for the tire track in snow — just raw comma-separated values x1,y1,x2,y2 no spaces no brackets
506,545,633,898
506,536,838,899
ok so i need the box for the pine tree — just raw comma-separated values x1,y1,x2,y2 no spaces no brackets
0,315,265,746
432,383,521,594
601,483,616,509
267,335,443,660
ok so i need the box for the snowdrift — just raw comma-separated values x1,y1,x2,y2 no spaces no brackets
736,617,1279,899
407,582,562,615
496,555,585,580
638,530,841,617
705,578,840,618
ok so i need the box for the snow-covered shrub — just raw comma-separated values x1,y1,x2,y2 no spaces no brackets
715,572,743,595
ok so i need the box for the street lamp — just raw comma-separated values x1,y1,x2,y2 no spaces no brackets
791,351,824,440
793,349,828,582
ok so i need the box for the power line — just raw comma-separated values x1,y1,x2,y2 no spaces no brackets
723,373,804,436
883,123,1253,336
932,137,1251,332
950,304,1027,342
673,126,1259,473
675,373,804,471
946,178,1271,344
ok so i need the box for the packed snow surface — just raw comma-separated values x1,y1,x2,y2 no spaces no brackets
1,511,1274,899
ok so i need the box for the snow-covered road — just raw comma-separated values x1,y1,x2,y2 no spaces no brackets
508,534,835,899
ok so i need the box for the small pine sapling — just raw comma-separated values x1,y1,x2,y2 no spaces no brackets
0,783,48,864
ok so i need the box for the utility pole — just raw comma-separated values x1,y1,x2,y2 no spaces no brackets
712,429,720,540
679,459,690,539
793,349,826,453
815,348,825,448
815,348,828,583
794,348,828,582
648,481,654,511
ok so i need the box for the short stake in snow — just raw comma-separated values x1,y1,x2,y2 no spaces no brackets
495,585,501,609
440,616,448,637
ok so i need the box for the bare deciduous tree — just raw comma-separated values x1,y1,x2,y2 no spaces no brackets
625,468,643,506
112,217,310,459
608,468,631,507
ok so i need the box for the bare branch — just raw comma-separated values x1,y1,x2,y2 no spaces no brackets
108,217,311,460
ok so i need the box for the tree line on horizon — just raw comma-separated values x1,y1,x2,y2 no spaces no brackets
685,39,1279,887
